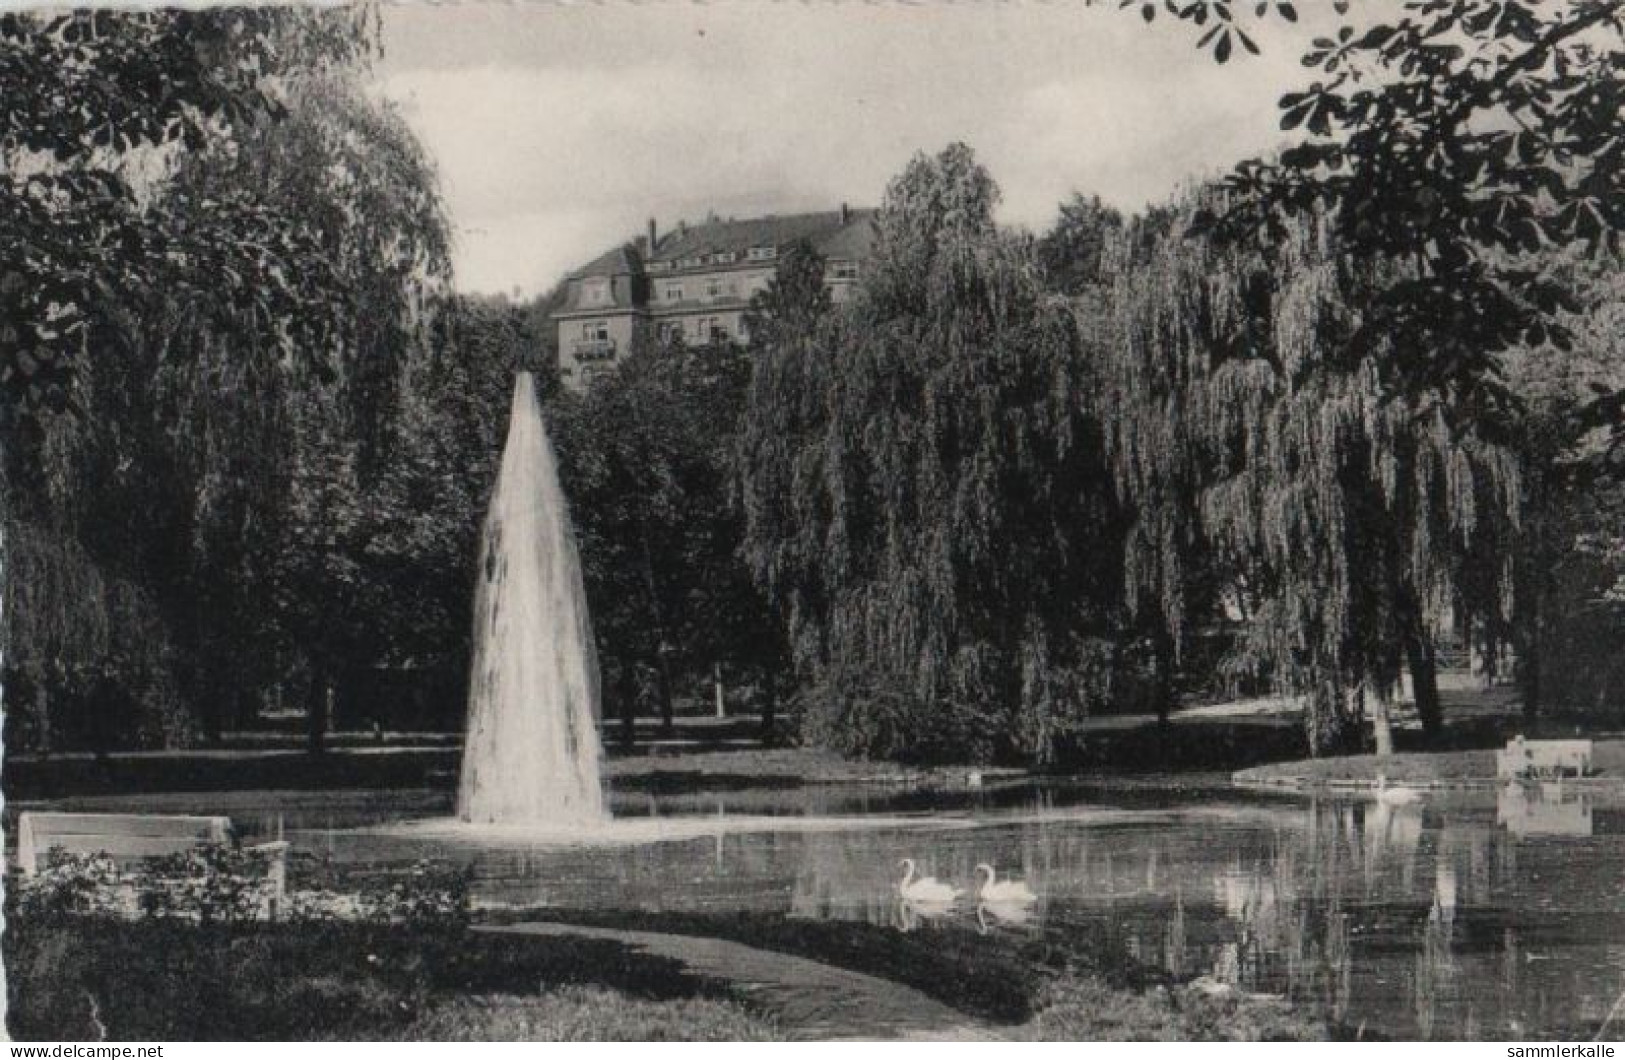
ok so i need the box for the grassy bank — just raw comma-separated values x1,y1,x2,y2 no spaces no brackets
4,916,778,1041
496,908,1329,1040
1233,738,1625,790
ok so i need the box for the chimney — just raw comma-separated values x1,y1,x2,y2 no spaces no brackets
647,217,658,252
839,202,850,225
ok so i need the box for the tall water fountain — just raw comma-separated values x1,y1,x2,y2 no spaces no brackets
457,372,606,825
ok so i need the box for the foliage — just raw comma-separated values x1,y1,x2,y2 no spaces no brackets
743,239,832,348
1024,974,1326,1041
2,9,465,747
377,988,781,1042
13,851,131,920
740,145,1126,763
0,7,377,423
1039,192,1125,296
137,845,285,924
1207,0,1625,425
1099,201,1522,751
289,859,471,929
15,845,282,924
3,907,767,1040
1499,259,1625,717
551,338,777,730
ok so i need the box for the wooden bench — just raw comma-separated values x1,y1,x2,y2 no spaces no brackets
1496,737,1593,780
15,812,289,918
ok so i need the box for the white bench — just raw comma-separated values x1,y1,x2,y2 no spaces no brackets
1496,737,1592,780
15,812,289,918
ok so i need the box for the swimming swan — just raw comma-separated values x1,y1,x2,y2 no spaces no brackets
897,858,962,904
975,863,1038,905
1374,773,1423,806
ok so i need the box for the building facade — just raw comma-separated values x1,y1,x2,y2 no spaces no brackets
553,206,874,389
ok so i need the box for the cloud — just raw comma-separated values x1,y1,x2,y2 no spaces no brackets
377,4,1328,296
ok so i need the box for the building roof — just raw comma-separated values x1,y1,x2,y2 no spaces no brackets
649,209,876,264
569,243,642,280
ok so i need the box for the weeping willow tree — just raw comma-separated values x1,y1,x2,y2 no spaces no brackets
739,145,1126,763
2,11,452,748
1100,200,1521,753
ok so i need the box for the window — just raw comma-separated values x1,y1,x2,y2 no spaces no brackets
657,321,680,344
582,279,611,305
581,321,609,342
705,278,724,300
663,283,685,302
748,246,777,261
829,262,859,280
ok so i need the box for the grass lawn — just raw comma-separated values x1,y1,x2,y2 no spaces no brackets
494,908,1332,1040
360,989,778,1042
6,901,1336,1041
1234,738,1625,790
4,916,778,1041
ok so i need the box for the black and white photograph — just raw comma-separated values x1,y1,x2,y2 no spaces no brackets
3,0,1625,1045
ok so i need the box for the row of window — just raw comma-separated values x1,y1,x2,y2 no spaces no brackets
579,318,737,345
648,246,778,272
659,275,771,303
657,317,732,343
582,262,859,309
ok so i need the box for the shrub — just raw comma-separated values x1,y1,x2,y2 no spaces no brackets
139,844,282,923
289,859,470,929
13,852,132,921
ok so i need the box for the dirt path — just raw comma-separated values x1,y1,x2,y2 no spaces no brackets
475,921,1005,1041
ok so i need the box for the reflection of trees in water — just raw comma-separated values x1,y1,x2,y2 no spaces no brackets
789,829,917,927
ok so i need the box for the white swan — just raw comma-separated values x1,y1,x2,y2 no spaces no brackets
975,863,1038,905
897,858,963,904
976,900,1036,934
1374,773,1424,806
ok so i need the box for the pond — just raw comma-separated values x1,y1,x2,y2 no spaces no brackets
39,778,1625,1040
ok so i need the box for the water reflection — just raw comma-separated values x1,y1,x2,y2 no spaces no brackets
198,780,1625,1040
1498,782,1593,837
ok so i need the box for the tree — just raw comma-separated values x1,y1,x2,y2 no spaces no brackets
1,10,457,750
743,239,832,349
0,8,375,425
1039,193,1125,296
1087,1,1337,64
1099,199,1522,753
552,338,767,743
740,145,1126,764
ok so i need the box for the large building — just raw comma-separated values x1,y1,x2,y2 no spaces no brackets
552,206,875,389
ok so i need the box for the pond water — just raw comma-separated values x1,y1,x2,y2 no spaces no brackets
58,779,1625,1039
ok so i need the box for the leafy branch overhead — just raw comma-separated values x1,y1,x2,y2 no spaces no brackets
1093,0,1348,63
0,8,381,422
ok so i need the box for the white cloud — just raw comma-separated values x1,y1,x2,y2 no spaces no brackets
377,4,1334,296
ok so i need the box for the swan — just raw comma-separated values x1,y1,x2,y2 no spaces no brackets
897,858,962,904
975,863,1037,905
976,900,1036,934
1374,773,1423,806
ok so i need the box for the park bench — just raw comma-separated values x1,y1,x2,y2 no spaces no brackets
1496,736,1593,780
15,812,289,918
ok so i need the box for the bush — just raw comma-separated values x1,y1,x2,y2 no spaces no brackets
15,845,283,924
139,845,284,923
4,916,768,1040
13,852,132,920
289,859,470,929
1023,975,1326,1041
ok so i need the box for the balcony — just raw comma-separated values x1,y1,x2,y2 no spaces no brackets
571,338,618,362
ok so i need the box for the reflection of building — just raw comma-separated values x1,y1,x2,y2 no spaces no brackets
553,208,876,390
1497,781,1594,837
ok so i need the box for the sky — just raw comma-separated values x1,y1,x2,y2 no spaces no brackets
376,2,1345,298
